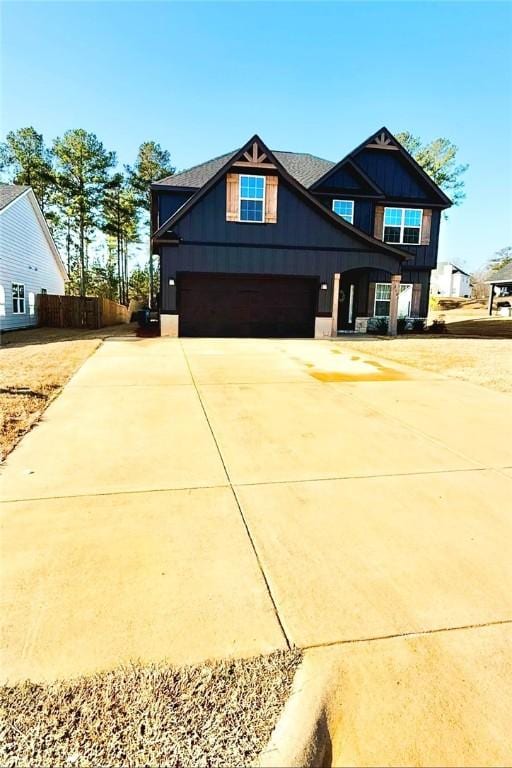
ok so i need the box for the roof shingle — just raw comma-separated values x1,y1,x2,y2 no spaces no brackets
155,150,335,190
0,183,30,211
487,262,512,283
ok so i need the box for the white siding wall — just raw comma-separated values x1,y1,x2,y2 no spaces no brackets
430,264,470,298
452,272,471,297
0,193,65,331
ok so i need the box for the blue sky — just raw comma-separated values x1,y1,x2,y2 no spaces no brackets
2,1,511,270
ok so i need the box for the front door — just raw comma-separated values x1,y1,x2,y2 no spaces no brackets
338,282,357,331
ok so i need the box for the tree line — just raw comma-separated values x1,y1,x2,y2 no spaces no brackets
0,127,175,304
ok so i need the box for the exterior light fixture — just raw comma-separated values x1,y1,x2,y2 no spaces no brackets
320,283,328,290
168,278,175,286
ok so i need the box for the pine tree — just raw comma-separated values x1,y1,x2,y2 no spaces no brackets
0,127,56,215
127,141,174,306
53,130,116,296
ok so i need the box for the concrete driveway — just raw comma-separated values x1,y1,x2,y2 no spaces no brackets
1,336,511,761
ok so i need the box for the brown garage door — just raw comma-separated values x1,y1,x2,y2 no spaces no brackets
178,273,318,338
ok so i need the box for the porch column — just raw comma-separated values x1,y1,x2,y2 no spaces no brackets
388,274,401,336
331,272,340,337
488,284,495,316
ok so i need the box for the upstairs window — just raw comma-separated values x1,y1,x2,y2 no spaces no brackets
384,207,422,244
12,283,25,314
332,200,354,223
239,175,265,222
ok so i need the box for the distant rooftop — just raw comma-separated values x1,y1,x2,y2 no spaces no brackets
487,262,512,283
0,183,30,211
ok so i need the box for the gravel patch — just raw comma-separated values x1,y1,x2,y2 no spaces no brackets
0,650,301,767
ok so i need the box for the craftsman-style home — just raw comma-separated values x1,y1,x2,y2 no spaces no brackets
151,128,451,338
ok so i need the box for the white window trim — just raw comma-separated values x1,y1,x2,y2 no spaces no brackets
0,285,5,317
12,282,26,314
332,199,354,224
374,282,413,317
239,174,266,223
383,207,423,245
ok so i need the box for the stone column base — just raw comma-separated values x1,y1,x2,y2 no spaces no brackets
160,314,179,337
314,316,333,339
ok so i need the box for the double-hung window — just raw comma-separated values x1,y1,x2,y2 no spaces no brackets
383,207,422,244
374,282,414,317
374,283,392,316
239,175,265,222
12,283,25,314
332,200,354,223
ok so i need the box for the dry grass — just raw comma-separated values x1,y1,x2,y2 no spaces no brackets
0,325,136,461
337,337,512,393
0,650,301,768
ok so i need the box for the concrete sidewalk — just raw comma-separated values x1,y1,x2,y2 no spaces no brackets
1,336,511,760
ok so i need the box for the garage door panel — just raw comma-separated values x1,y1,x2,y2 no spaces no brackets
178,273,317,338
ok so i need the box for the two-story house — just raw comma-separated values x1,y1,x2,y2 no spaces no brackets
151,127,451,338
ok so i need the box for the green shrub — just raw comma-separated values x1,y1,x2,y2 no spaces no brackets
412,318,425,333
367,317,388,335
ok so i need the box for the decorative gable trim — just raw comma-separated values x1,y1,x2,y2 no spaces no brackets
365,130,399,151
233,140,276,170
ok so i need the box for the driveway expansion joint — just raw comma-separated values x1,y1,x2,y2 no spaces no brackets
301,618,512,651
180,340,292,651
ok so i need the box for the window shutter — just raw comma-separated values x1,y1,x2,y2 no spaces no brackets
368,282,376,316
264,176,278,223
411,283,422,317
374,205,384,240
421,209,432,245
226,173,239,221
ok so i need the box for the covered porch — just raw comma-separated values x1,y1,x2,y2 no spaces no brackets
486,263,512,316
334,268,425,335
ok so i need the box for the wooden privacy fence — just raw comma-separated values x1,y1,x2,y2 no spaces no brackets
36,294,129,329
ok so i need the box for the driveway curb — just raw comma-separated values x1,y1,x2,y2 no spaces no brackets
257,647,343,768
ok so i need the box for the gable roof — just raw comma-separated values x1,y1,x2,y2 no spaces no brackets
152,134,411,263
486,262,512,283
0,184,68,281
435,262,470,276
0,183,30,211
155,150,335,190
311,157,385,197
311,126,452,207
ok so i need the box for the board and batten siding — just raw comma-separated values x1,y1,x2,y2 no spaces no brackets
0,192,65,331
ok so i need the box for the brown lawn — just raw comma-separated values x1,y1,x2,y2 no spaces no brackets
0,324,136,461
338,336,512,394
0,650,301,768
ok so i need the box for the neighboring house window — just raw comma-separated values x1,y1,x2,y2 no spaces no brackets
12,283,25,314
383,208,422,244
332,200,354,223
29,292,36,316
239,175,265,222
0,285,5,316
374,283,414,316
